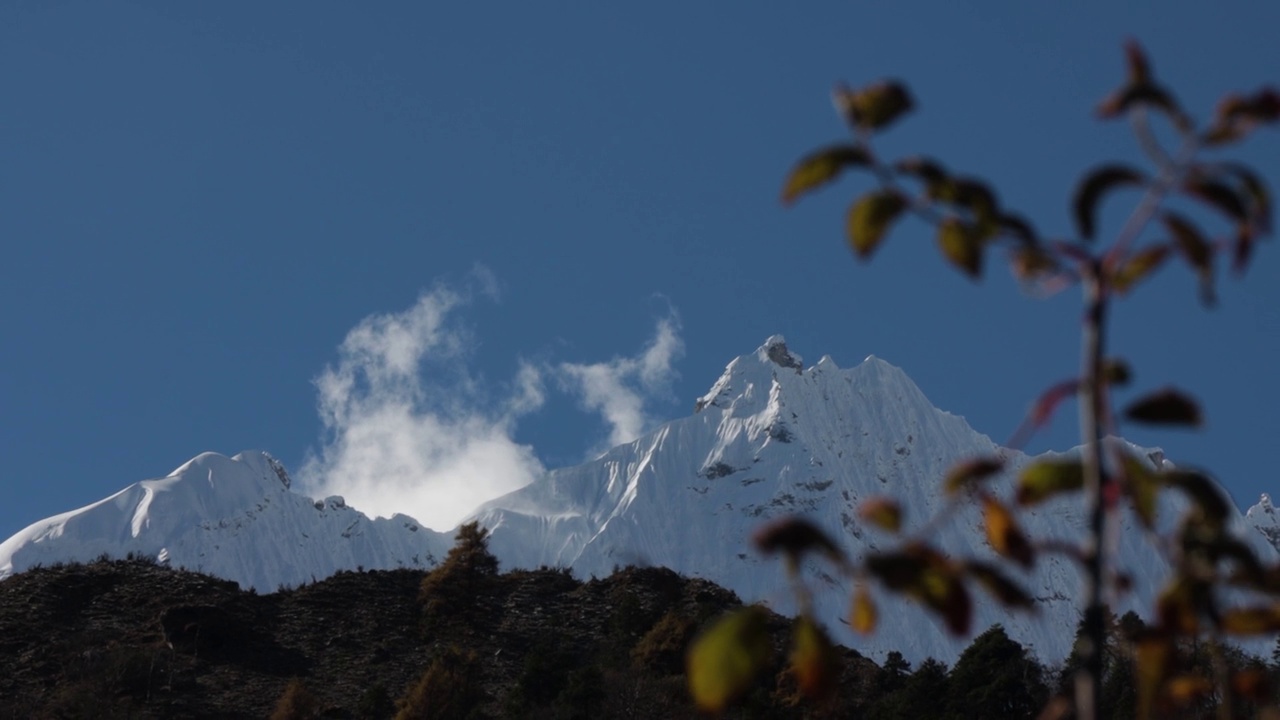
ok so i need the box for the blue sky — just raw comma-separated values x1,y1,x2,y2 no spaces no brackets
3,2,1278,537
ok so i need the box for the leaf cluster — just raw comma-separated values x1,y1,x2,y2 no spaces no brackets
695,39,1280,720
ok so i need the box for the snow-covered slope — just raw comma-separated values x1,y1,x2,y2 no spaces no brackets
472,336,1277,663
0,451,449,591
2,336,1274,665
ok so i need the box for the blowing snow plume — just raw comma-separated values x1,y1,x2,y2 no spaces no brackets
299,275,546,532
557,315,683,451
300,273,684,531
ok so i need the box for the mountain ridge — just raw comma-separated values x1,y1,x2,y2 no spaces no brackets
3,336,1276,665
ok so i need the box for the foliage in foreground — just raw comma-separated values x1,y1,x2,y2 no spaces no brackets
690,40,1279,720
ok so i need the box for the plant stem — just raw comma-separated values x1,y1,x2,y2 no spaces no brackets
1075,263,1110,720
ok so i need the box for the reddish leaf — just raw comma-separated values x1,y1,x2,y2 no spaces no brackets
1232,668,1272,702
1161,211,1215,306
866,544,972,635
1124,388,1203,427
1183,177,1249,223
1219,162,1273,234
1073,165,1146,240
753,516,845,564
894,156,948,195
943,456,1005,495
1009,245,1059,282
965,561,1035,610
1124,39,1151,85
858,496,903,533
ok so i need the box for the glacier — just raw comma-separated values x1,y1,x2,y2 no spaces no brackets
3,335,1277,665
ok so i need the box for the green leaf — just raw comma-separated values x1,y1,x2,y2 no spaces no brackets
1124,388,1203,427
857,496,903,533
838,80,915,131
790,617,838,700
1103,358,1132,386
780,144,870,205
847,190,908,259
964,561,1035,610
943,456,1005,495
1073,164,1146,240
1111,244,1171,295
937,218,984,279
1120,453,1162,530
1016,460,1084,506
686,607,772,713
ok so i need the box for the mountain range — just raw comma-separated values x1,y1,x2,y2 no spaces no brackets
4,335,1277,665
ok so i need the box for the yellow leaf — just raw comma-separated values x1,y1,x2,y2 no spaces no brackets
686,607,771,713
1221,605,1280,636
937,218,984,279
1134,633,1171,720
847,190,907,259
982,496,1034,568
780,145,870,205
1120,453,1161,530
851,586,877,634
790,616,838,700
1016,460,1084,506
1112,244,1171,294
1166,674,1213,706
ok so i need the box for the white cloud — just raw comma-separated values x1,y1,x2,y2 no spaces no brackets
557,315,684,450
299,274,684,531
300,274,545,532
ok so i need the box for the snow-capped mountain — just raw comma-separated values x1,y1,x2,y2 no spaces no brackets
2,336,1275,664
0,451,451,591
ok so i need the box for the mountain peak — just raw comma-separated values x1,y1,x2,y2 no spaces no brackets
759,335,803,372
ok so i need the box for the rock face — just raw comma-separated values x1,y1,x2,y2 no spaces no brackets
2,336,1275,665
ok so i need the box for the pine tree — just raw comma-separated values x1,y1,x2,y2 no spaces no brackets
946,625,1048,719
